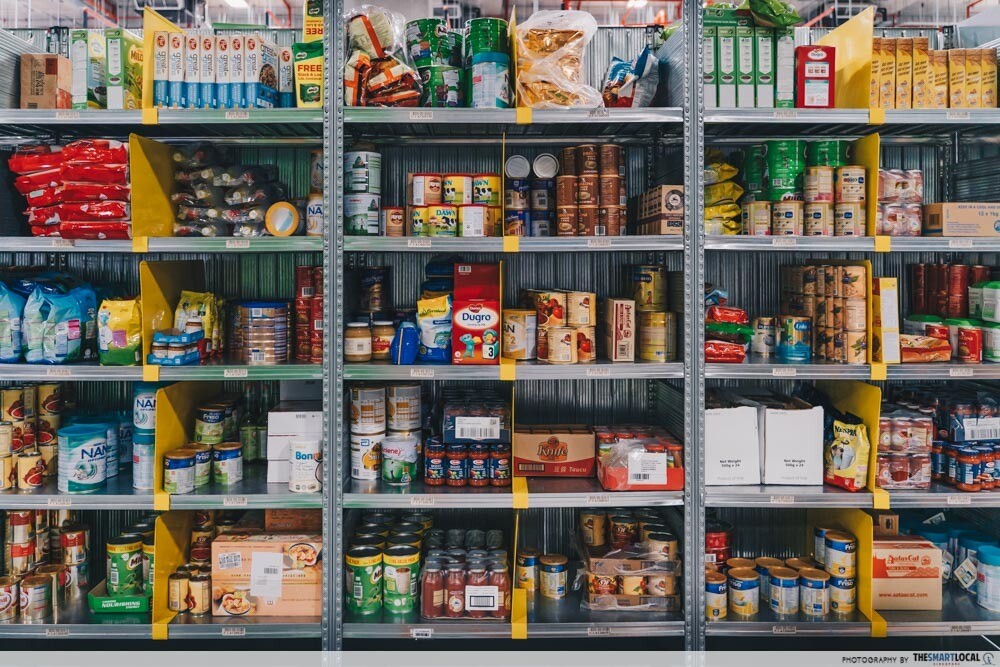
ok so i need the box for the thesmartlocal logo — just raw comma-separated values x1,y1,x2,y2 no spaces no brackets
911,653,995,666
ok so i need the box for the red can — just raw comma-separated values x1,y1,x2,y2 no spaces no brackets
958,326,983,363
313,267,324,296
294,298,313,326
295,266,315,298
910,263,927,314
311,298,324,331
949,264,970,318
931,264,949,318
705,524,732,550
972,265,992,286
925,323,949,340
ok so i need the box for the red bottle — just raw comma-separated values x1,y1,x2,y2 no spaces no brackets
465,565,489,618
489,563,511,619
444,564,466,618
421,562,444,619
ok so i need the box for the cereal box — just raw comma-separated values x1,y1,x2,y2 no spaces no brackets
880,38,896,109
199,35,216,109
895,38,913,109
245,34,279,108
912,37,930,109
70,30,106,109
230,34,246,108
303,0,324,43
451,263,501,365
20,54,72,109
167,32,184,109
152,31,169,108
216,36,232,109
967,48,983,109
736,25,755,108
278,46,295,108
949,49,967,109
183,34,200,108
603,298,635,362
105,28,142,110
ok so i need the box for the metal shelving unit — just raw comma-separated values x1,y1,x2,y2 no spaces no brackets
169,614,322,638
705,608,872,637
0,599,151,639
881,588,1000,636
0,362,322,381
704,485,873,508
0,471,152,509
168,465,323,509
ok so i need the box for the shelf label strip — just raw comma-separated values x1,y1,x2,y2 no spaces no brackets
143,365,161,382
870,363,887,381
511,589,527,639
512,477,528,509
873,236,891,253
872,488,890,510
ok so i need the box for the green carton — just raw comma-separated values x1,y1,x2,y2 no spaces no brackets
105,28,143,110
87,580,153,614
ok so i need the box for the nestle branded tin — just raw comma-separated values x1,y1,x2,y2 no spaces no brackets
830,575,856,614
212,442,243,486
633,265,667,311
504,179,530,210
771,201,804,235
163,449,196,494
0,576,18,621
346,546,383,615
344,150,381,195
814,524,838,566
744,200,772,235
751,317,776,356
345,194,381,235
728,568,760,616
804,166,835,203
57,424,107,494
502,309,537,361
107,535,143,596
411,173,443,206
804,203,834,236
6,510,34,543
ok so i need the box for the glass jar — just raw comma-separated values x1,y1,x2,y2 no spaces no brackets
468,444,490,487
931,441,944,480
345,322,372,363
421,562,445,619
446,445,468,487
978,446,996,490
889,452,910,485
444,564,466,618
371,321,395,361
424,441,446,487
956,447,982,492
490,443,511,487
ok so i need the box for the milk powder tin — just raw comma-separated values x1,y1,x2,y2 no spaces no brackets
768,566,800,615
824,531,857,578
289,438,322,493
830,575,856,614
835,166,866,202
351,432,383,480
772,201,804,235
351,386,386,435
411,173,442,206
163,449,195,494
727,568,760,616
344,151,381,194
212,442,243,486
502,310,537,360
57,424,107,494
706,571,728,619
799,567,830,617
443,174,472,205
345,194,381,236
381,434,419,485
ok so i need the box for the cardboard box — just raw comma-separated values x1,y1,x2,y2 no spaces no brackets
303,0,324,42
872,511,900,537
199,35,216,109
795,45,835,109
736,26,755,108
265,508,322,532
912,37,930,109
167,32,185,109
216,36,232,109
152,31,169,108
451,263,501,365
704,26,718,109
70,29,105,110
21,54,72,109
966,48,983,109
267,459,290,483
705,391,761,485
637,185,684,233
755,27,775,108
753,392,824,485
983,49,998,108
880,39,897,109
278,46,295,108
105,28,142,110
717,25,737,108
230,34,246,108
873,277,901,364
268,401,323,436
774,28,796,108
869,37,882,108
872,536,942,610
513,425,595,477
895,38,913,109
923,202,1000,237
950,49,967,109
245,34,279,108
603,298,635,362
933,50,949,109
212,532,322,617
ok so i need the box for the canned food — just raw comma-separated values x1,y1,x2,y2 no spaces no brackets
168,572,190,612
835,166,867,202
579,512,607,547
107,535,143,596
350,386,386,435
772,201,804,235
344,194,381,236
744,201,772,235
804,203,834,236
442,174,472,205
706,571,728,619
57,424,107,494
189,574,211,615
639,311,677,362
351,432,383,480
0,453,12,490
163,449,196,494
17,450,44,489
19,575,51,620
556,206,577,236
633,265,667,311
502,310,537,361
383,545,419,614
472,174,501,206
959,326,984,363
609,515,638,548
830,575,856,614
575,325,597,363
799,567,830,617
387,384,421,432
427,205,458,237
805,166,835,203
769,566,800,616
546,327,577,364
824,531,857,578
411,173,443,206
194,405,225,445
566,292,596,326
458,204,490,237
380,207,405,237
776,315,812,360
539,554,568,600
6,540,35,575
0,576,18,621
834,202,866,236
344,151,381,195
212,442,243,486
504,179,530,210
382,435,418,485
844,299,867,332
517,548,539,591
751,317,776,356
346,546,383,614
504,209,528,237
588,573,617,595
410,206,430,236
728,568,760,616
531,179,554,210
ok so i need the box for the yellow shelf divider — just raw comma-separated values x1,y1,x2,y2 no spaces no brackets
817,7,876,109
152,511,193,640
510,511,526,639
141,8,185,114
869,107,886,125
850,133,881,239
153,381,221,511
139,260,205,359
131,134,178,238
818,380,883,502
807,508,876,635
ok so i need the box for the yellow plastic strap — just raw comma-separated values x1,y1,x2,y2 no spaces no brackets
511,589,527,639
869,107,886,125
871,610,887,637
873,488,890,510
132,236,149,253
869,363,887,381
515,107,532,125
512,477,529,509
143,365,160,382
154,491,170,512
503,236,520,253
500,358,516,381
874,236,891,252
152,622,168,640
142,107,158,125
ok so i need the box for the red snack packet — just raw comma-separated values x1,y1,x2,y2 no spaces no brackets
58,220,132,240
704,340,747,363
29,225,62,237
61,163,128,185
705,305,750,325
25,183,131,208
27,201,130,225
62,139,129,165
8,146,63,175
14,168,62,194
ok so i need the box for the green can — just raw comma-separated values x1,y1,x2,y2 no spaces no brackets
763,139,807,201
466,18,509,56
405,18,452,69
419,66,464,107
345,546,383,615
742,144,766,194
142,533,155,594
107,535,143,597
383,545,420,614
807,140,849,168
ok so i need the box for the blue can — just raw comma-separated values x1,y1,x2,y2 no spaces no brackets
504,210,528,237
530,179,554,210
529,210,552,237
830,575,856,614
776,316,812,360
504,179,531,210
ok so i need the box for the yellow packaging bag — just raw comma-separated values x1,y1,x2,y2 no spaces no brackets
825,419,871,492
97,298,143,366
705,181,745,207
705,162,739,186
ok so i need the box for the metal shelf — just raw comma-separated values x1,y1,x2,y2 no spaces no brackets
886,481,1000,507
704,108,1000,138
0,470,152,510
0,237,324,254
0,360,322,381
343,361,683,381
343,236,683,253
705,355,870,380
169,613,321,638
345,237,504,252
343,610,511,639
0,598,150,638
882,587,1000,636
344,476,683,509
705,606,871,636
884,363,1000,380
342,364,499,381
169,464,322,510
706,236,875,252
705,484,872,508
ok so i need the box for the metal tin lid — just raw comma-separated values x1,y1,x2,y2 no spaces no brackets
532,153,560,179
504,155,531,179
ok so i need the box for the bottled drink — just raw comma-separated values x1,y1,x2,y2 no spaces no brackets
239,385,260,462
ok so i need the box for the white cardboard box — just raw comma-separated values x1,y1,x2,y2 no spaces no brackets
268,401,323,436
267,459,290,484
741,392,824,485
705,392,761,485
267,434,322,463
873,536,943,610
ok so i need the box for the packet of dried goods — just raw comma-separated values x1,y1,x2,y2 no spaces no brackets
416,294,451,363
601,46,659,108
0,282,26,363
824,419,870,492
97,298,142,366
514,10,602,109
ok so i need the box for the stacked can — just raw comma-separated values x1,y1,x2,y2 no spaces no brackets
344,144,381,236
5,511,39,577
407,172,501,237
909,262,991,326
406,18,465,108
799,140,861,237
350,385,387,482
294,265,324,364
231,301,291,365
503,154,557,236
466,18,511,109
49,509,76,567
350,384,424,484
705,519,734,569
779,264,868,364
634,265,679,363
520,289,597,364
554,143,627,237
132,382,161,491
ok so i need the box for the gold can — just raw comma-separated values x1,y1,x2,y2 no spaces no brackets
633,264,667,311
0,386,23,422
0,420,11,456
771,201,804,235
37,383,62,415
834,166,867,202
17,450,44,489
834,202,866,236
190,526,215,562
841,265,867,298
546,327,578,364
647,532,679,560
0,576,18,621
501,309,537,361
189,573,211,615
639,311,677,363
804,166,835,203
38,443,57,477
34,564,66,603
19,574,51,620
566,292,597,327
575,326,597,364
0,453,13,490
168,572,190,612
645,573,674,596
618,574,645,595
409,206,430,236
744,200,772,236
579,511,607,547
804,203,834,236
608,515,638,548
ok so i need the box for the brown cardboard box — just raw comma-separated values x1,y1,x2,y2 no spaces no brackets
933,51,950,109
603,298,635,362
585,543,682,576
966,48,983,109
912,38,930,109
923,202,1000,237
20,54,72,109
872,536,942,610
950,49,967,108
585,593,682,611
265,509,322,532
512,425,595,477
894,38,913,109
869,37,883,108
871,511,900,537
880,39,896,108
983,49,998,108
636,185,684,235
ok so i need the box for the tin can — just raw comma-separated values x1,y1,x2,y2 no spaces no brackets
804,203,834,236
834,202,866,236
764,139,806,200
516,547,539,591
345,193,381,235
194,405,225,445
768,566,800,615
588,573,616,595
212,442,243,486
808,140,848,167
289,438,321,493
187,443,211,488
577,144,599,174
6,510,33,543
728,568,760,616
504,178,530,210
427,205,458,237
771,201,804,235
60,525,89,564
0,576,18,621
566,292,597,326
799,568,830,616
598,175,620,207
470,53,511,108
576,206,597,236
845,330,867,365
380,207,406,237
17,450,44,489
844,299,867,332
579,512,607,547
57,424,107,494
350,385,386,435
346,546,383,614
0,453,12,490
530,179,554,210
168,572,190,612
442,174,472,205
751,317,776,356
805,166,835,203
163,449,195,494
830,576,856,614
143,534,155,592
959,326,984,363
37,383,61,415
381,434,418,485
132,382,158,439
19,575,51,620
472,173,501,206
411,173,442,206
824,531,857,578
0,420,11,456
504,209,528,236
133,441,154,491
546,327,577,364
107,535,142,596
556,206,577,236
577,175,599,206
458,204,489,237
387,384,421,432
351,432,383,480
776,315,812,360
633,265,667,311
835,166,867,202
539,554,568,600
6,540,35,575
706,571,728,619
555,175,577,207
502,309,537,361
639,311,676,362
383,545,419,614
344,150,381,195
575,325,597,363
410,206,430,236
745,201,772,235
189,574,211,615
599,143,622,174
38,442,56,477
609,515,638,548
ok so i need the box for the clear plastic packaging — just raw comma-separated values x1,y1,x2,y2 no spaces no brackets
514,10,603,109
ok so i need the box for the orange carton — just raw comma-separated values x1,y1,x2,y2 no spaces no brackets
603,298,635,362
872,536,942,610
512,425,595,477
967,48,983,109
912,38,930,109
451,263,500,365
894,38,913,109
983,49,998,108
20,54,72,109
880,39,896,109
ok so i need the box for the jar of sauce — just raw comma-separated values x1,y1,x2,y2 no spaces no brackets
421,562,444,618
444,564,466,618
876,453,891,488
889,452,910,485
465,565,489,618
946,444,960,484
424,441,446,486
490,443,512,486
978,446,996,490
910,454,931,488
345,323,372,363
468,444,489,487
489,563,511,618
667,443,683,468
446,445,468,487
931,441,944,480
957,447,982,492
371,321,395,361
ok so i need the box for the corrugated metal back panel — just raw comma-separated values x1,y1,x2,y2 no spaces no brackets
0,29,42,108
209,144,319,201
516,379,654,424
954,157,1000,201
714,508,811,559
654,380,686,441
796,26,945,48
583,27,653,90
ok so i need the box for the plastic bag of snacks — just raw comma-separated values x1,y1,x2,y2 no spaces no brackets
704,162,739,186
601,46,659,108
0,281,26,363
97,298,142,366
749,0,802,27
824,419,870,492
22,288,84,364
514,11,602,109
344,6,421,107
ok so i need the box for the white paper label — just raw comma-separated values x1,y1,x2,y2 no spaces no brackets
627,452,667,484
772,367,797,377
769,495,795,504
409,110,433,121
465,585,500,611
223,496,248,507
410,628,433,639
225,239,251,249
588,107,610,118
950,367,974,378
409,496,435,507
221,627,246,637
45,627,71,637
217,552,243,570
772,237,797,247
947,111,972,121
587,626,611,637
224,368,249,379
586,494,611,505
55,111,80,120
45,368,72,377
772,625,797,634
46,497,72,507
949,239,974,249
454,416,501,441
947,494,972,505
225,110,250,120
407,238,432,248
586,238,612,248
50,239,75,248
922,512,947,525
410,368,434,378
250,551,283,598
585,367,612,378
950,624,972,634
954,557,978,590
773,109,797,119
959,417,1000,440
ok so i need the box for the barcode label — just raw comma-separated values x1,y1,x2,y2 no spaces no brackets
224,369,249,378
263,567,279,575
773,109,797,119
410,496,434,506
225,239,251,249
947,111,971,121
627,452,666,484
251,352,265,362
770,495,795,504
772,625,797,635
46,368,72,377
961,419,1000,440
47,497,72,507
218,552,243,570
588,107,610,118
313,319,323,331
466,585,499,611
947,495,971,505
520,463,545,472
454,416,501,441
407,238,432,248
586,367,612,378
250,552,283,598
587,495,611,505
50,239,75,248
354,584,363,598
949,239,974,249
410,628,433,639
410,368,434,378
631,474,651,481
226,111,251,120
409,110,433,121
618,342,630,357
221,627,246,637
950,625,972,634
55,111,80,120
587,627,611,637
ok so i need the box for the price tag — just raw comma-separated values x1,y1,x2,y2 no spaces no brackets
586,238,612,248
950,624,972,634
47,497,72,507
224,368,249,379
773,109,798,119
221,627,247,637
586,494,611,505
947,111,972,121
949,239,974,249
225,111,250,120
410,368,435,378
55,111,80,120
588,107,610,119
225,239,251,249
772,625,797,635
407,238,432,248
772,237,797,248
50,239,75,248
45,368,72,378
409,110,434,121
772,367,797,377
587,626,611,637
950,367,975,378
410,628,434,639
947,495,972,505
769,495,795,504
585,367,612,378
223,496,248,507
45,628,70,637
409,496,435,507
